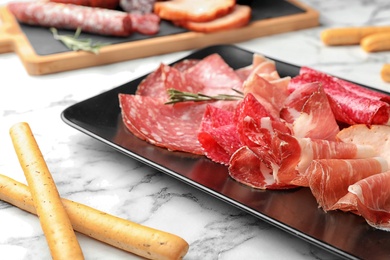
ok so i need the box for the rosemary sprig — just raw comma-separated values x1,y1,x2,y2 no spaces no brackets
165,88,244,104
50,27,109,54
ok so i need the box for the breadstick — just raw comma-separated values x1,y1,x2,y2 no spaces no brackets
361,32,390,52
9,122,84,260
381,64,390,83
321,26,390,46
0,174,189,260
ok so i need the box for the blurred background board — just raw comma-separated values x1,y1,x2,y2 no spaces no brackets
0,0,319,75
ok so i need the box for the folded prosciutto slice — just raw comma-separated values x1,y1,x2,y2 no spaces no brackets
346,171,390,231
305,157,388,211
288,67,390,125
275,134,376,186
281,82,339,141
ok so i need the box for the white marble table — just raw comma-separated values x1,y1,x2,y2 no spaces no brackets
1,0,390,259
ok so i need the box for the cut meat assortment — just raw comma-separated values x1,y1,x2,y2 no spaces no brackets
119,52,390,231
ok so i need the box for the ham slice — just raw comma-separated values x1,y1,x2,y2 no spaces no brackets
346,171,390,231
275,135,376,186
281,82,340,141
229,146,295,190
154,0,236,23
174,5,251,33
305,157,388,211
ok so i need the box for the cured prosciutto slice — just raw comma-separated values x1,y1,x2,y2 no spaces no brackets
346,171,390,231
288,67,390,125
281,82,339,141
278,135,377,186
119,94,207,154
242,72,289,119
305,157,388,211
229,146,294,189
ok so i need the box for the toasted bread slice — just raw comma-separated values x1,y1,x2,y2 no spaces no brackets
175,5,251,33
154,0,236,23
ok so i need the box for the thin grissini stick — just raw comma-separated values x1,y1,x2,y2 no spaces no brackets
0,174,189,260
321,26,390,46
360,32,390,52
381,64,390,83
9,122,85,260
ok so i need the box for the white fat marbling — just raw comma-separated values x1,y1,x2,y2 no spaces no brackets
1,0,390,259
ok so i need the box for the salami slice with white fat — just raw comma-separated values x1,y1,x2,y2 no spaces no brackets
119,94,206,154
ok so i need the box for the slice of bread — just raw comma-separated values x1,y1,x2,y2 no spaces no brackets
154,0,236,23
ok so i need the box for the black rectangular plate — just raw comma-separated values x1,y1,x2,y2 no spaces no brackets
61,44,390,260
20,0,305,56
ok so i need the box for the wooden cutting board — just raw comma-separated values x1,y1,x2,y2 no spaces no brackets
0,0,319,75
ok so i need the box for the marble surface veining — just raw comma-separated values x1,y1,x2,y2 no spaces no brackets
1,0,390,259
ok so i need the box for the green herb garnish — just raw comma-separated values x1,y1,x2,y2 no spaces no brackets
50,27,109,54
165,88,244,104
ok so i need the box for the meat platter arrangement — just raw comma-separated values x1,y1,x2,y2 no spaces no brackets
62,45,390,259
117,47,390,233
0,0,319,74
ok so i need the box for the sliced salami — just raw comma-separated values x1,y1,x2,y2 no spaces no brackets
119,94,207,154
184,54,244,95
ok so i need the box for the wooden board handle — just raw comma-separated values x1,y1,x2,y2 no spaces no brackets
0,5,18,53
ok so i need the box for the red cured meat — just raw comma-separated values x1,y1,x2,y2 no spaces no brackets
300,67,390,103
347,171,390,231
229,146,294,189
288,69,390,125
242,73,289,119
120,0,155,14
119,94,206,154
135,64,168,98
277,135,376,186
8,1,133,37
305,157,388,211
135,63,202,99
198,105,242,165
50,0,119,9
234,94,282,146
130,13,160,35
184,54,244,95
281,82,339,141
172,59,200,72
235,53,273,81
